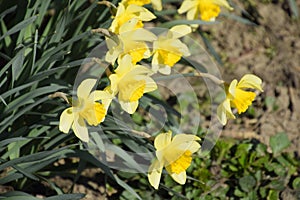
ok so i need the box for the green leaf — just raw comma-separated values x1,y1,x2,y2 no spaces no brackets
239,175,256,192
0,16,37,41
0,191,39,200
44,194,85,200
269,132,290,155
198,31,223,66
11,47,25,83
288,0,299,18
267,190,279,200
292,177,300,189
159,20,217,28
221,13,257,25
0,146,74,171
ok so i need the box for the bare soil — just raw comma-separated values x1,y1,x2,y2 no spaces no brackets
207,1,300,155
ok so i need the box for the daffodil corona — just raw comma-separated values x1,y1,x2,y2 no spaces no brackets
217,74,263,125
148,131,201,189
59,79,112,142
178,0,233,22
109,55,157,114
152,25,191,74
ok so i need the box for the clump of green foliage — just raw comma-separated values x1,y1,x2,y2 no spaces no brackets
118,132,300,199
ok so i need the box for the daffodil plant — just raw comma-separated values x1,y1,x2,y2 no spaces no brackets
56,0,264,193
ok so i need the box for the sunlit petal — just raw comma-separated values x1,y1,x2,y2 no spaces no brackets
77,79,97,100
178,0,195,14
119,100,139,114
72,116,89,142
217,99,235,125
154,130,172,150
169,25,192,39
151,0,162,11
169,171,187,185
59,107,74,133
238,74,263,91
228,79,238,98
148,159,163,189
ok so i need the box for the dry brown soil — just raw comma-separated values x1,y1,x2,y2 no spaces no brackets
207,1,300,155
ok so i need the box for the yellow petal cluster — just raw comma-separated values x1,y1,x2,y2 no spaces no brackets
110,3,156,34
148,131,200,189
59,79,113,142
152,25,191,74
106,20,157,65
217,74,263,125
109,55,157,114
178,0,233,22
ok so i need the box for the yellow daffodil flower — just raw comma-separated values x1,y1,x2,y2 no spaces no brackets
59,79,113,142
109,55,157,114
121,0,162,11
178,0,233,22
152,25,191,74
110,3,156,34
148,131,201,189
217,74,263,125
106,19,157,64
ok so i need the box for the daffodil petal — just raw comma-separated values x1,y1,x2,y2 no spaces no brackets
77,79,97,100
228,79,238,98
238,74,263,91
217,99,235,125
169,171,187,185
124,66,153,78
109,74,120,95
217,101,227,125
171,134,200,153
158,66,171,75
178,0,195,14
151,0,162,11
89,90,113,101
127,28,157,42
126,5,156,21
154,130,172,150
116,54,134,75
119,100,139,114
59,107,74,133
119,18,140,33
148,158,163,189
172,134,201,143
136,76,157,93
169,25,192,39
72,116,89,142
